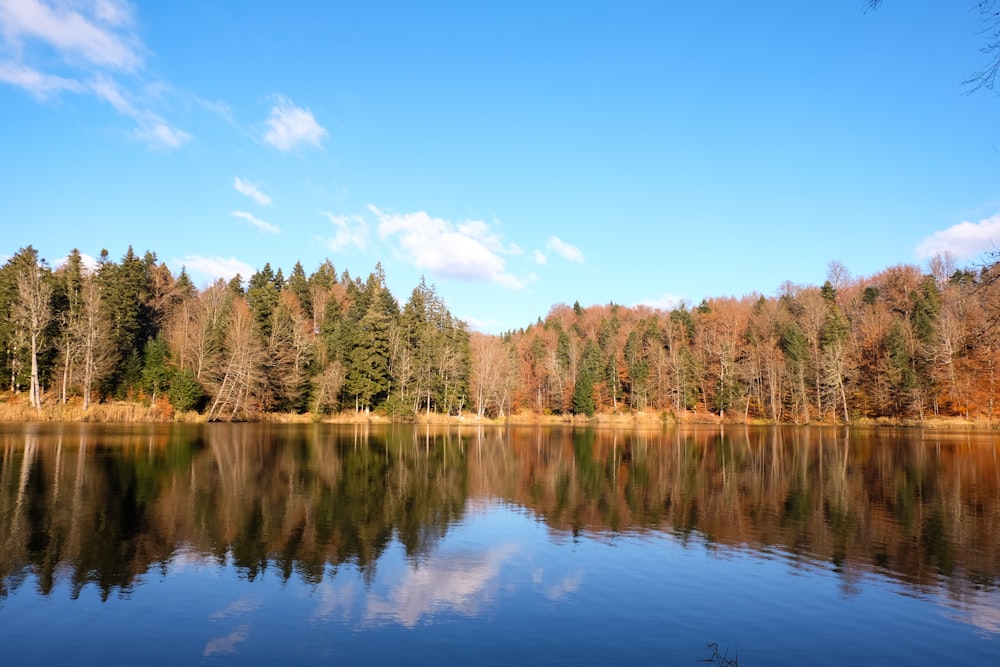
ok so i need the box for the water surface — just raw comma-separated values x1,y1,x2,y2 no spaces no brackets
1,423,998,665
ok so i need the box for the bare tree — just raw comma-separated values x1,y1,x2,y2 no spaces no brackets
207,299,263,421
866,1,1000,92
14,261,52,409
76,277,115,410
471,332,508,418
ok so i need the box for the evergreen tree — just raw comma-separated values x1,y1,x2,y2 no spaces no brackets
168,368,207,412
343,265,398,411
781,321,811,421
573,340,602,416
287,261,312,319
98,247,155,396
227,273,245,296
141,335,173,403
246,263,281,339
624,329,650,410
175,268,196,300
886,318,917,413
820,280,837,302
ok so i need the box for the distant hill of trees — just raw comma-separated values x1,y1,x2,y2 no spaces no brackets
2,246,998,423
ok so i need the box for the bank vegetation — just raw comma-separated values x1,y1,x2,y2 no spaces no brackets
2,246,999,426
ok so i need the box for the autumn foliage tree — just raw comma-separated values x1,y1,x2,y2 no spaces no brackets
2,242,1000,423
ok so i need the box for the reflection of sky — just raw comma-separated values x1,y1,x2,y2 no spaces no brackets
364,544,518,627
210,595,262,620
940,589,1000,636
532,568,583,601
204,594,261,656
311,576,360,624
305,500,578,631
203,624,249,657
6,501,996,666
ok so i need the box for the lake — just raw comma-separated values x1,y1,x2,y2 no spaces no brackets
0,423,998,666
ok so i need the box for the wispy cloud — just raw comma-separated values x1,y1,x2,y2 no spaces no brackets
0,60,83,99
532,250,547,265
546,236,584,263
232,210,279,234
174,255,256,283
233,177,272,206
373,206,526,289
320,212,369,251
263,95,327,151
195,96,234,123
916,214,1000,260
90,75,191,149
0,0,191,150
0,0,142,72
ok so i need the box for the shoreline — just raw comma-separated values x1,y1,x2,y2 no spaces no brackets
0,397,995,429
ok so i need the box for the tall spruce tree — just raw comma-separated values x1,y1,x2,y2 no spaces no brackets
343,265,398,411
98,247,155,397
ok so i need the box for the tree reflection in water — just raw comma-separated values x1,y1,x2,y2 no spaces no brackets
1,423,997,604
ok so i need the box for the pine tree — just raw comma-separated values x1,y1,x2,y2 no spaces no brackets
573,340,602,416
246,263,281,340
287,261,312,320
343,265,398,411
98,247,155,397
886,318,917,414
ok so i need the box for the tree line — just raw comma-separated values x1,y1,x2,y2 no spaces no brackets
2,246,999,422
0,246,469,420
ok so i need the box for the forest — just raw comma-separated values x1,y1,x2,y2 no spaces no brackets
1,245,999,423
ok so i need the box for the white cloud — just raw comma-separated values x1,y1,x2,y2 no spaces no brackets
93,0,132,27
916,214,1000,260
461,314,502,332
89,75,190,149
263,95,327,151
175,255,256,283
0,0,142,71
0,60,82,98
89,74,133,113
320,212,369,251
373,206,526,289
0,1,193,151
637,293,684,311
136,122,190,150
195,96,234,123
532,250,547,265
233,177,272,206
546,236,584,263
55,251,99,273
232,210,279,234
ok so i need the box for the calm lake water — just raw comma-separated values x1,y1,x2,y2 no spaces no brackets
1,423,998,666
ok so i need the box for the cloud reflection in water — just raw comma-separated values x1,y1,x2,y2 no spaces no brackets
364,545,519,627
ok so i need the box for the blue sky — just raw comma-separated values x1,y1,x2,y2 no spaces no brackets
2,1,999,332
